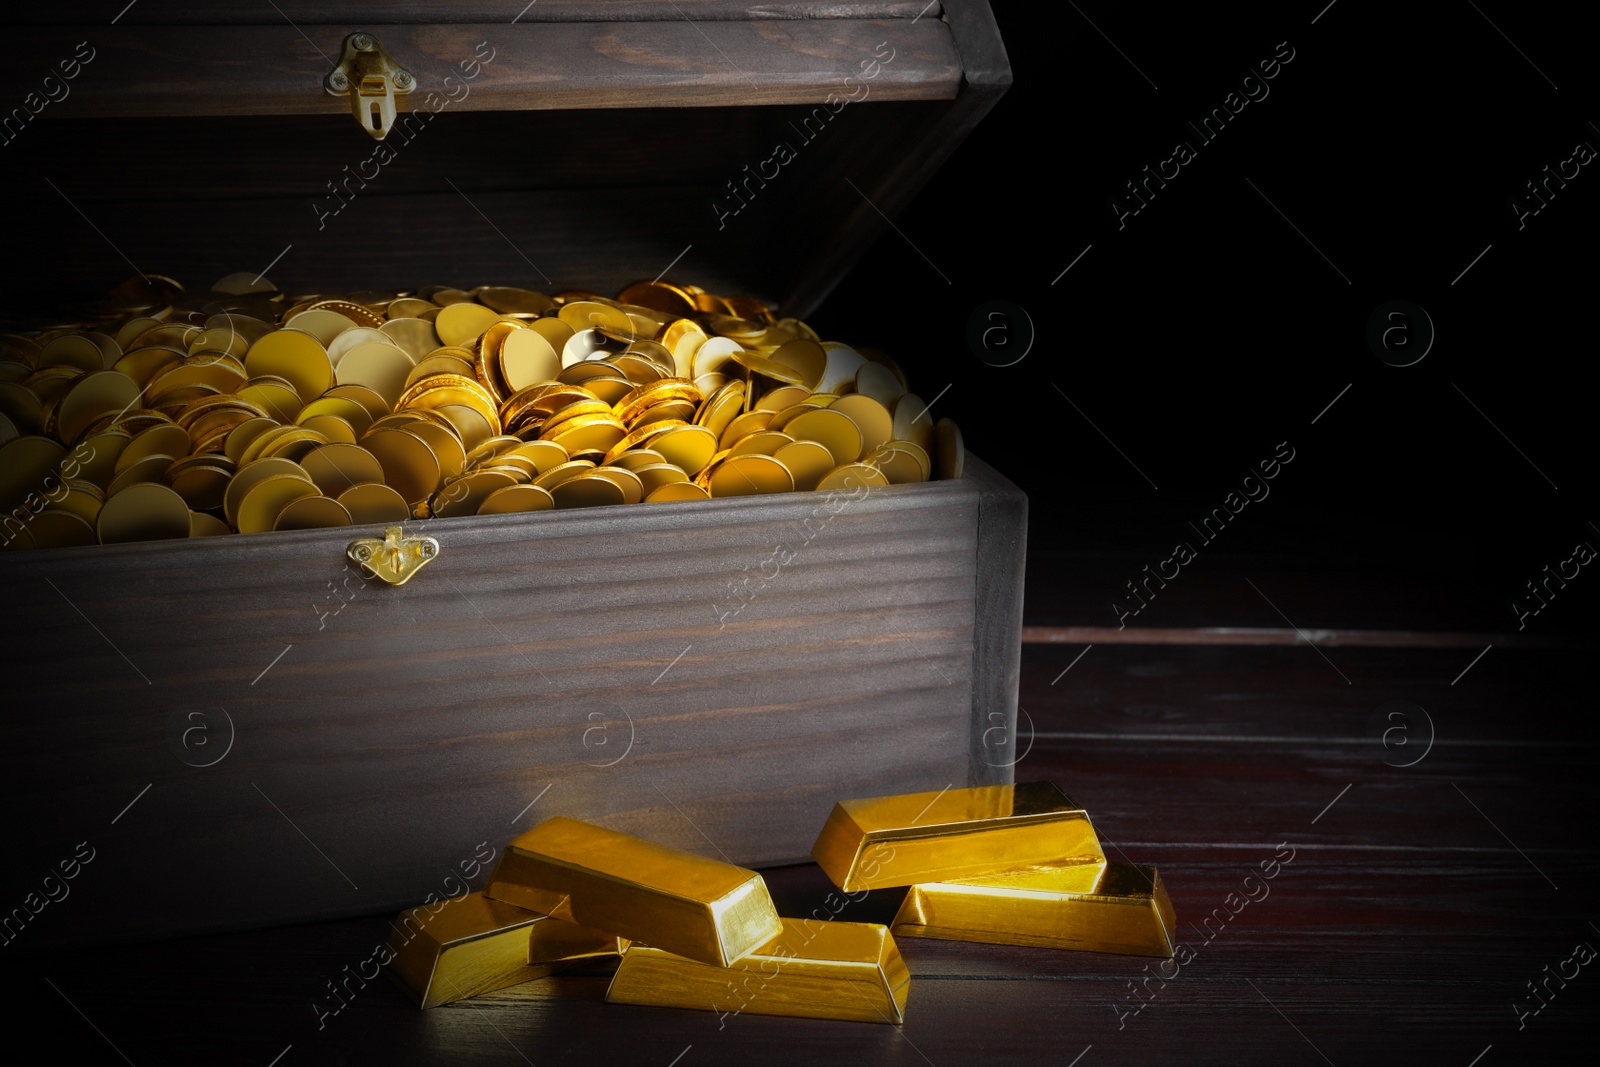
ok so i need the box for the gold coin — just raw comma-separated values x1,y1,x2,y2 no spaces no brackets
97,482,192,543
601,418,685,465
560,328,617,368
627,399,696,429
380,317,441,361
40,334,109,373
324,384,390,423
754,384,810,412
238,380,303,423
767,400,823,433
24,508,98,549
717,409,773,450
259,427,329,463
892,393,935,451
298,413,358,445
432,469,519,517
401,417,467,481
855,361,906,406
477,286,556,316
73,428,131,488
935,418,964,479
616,281,697,317
56,370,141,445
300,442,384,497
551,473,626,509
308,299,385,330
633,462,688,496
406,353,474,388
285,309,359,347
166,458,233,510
338,482,411,524
147,355,247,402
695,381,745,438
118,422,191,471
499,328,562,393
864,445,926,485
506,439,569,474
731,349,805,386
709,454,793,497
237,473,321,534
784,408,863,465
362,427,442,505
533,459,595,491
274,494,353,530
0,381,44,434
609,447,665,472
337,341,414,409
644,481,709,503
526,316,575,357
476,483,556,514
434,303,502,348
387,298,440,319
0,435,67,512
829,393,894,454
224,417,280,465
728,430,792,457
244,329,334,405
586,465,644,504
650,423,718,476
614,380,703,426
660,319,708,377
190,511,231,537
691,336,744,379
223,456,312,526
816,462,889,492
815,343,868,394
558,300,635,339
769,339,825,390
536,399,613,436
431,403,495,453
49,480,104,525
546,414,626,455
580,375,634,406
430,287,476,306
326,327,399,367
771,439,835,492
879,439,931,481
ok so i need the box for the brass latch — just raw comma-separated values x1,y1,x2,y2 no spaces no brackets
324,32,415,140
348,525,440,586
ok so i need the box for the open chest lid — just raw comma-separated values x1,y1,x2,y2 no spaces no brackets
0,1,1009,318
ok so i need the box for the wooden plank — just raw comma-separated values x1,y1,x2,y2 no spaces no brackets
0,473,995,947
967,451,1026,783
1022,625,1576,648
1,21,960,118
2,1,938,25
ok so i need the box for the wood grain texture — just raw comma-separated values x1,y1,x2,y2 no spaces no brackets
1,21,960,117
2,1,939,25
4,634,1593,1064
0,459,1023,948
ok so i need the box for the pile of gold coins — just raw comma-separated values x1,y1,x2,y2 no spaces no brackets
0,274,964,550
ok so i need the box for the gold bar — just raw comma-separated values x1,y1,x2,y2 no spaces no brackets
811,781,1106,892
891,862,1176,957
606,918,910,1024
384,891,622,1009
484,816,782,968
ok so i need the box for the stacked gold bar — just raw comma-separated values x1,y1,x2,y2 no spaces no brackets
812,782,1176,958
387,816,911,1023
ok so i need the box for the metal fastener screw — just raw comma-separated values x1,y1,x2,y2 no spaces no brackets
351,33,375,50
394,70,414,89
327,70,349,91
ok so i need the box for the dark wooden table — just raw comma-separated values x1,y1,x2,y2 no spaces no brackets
6,551,1595,1064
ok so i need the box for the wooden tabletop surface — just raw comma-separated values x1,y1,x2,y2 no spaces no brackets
7,553,1593,1065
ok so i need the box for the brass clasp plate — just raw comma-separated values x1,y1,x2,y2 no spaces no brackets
324,32,415,140
348,525,439,586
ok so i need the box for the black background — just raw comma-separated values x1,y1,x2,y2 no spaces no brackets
819,0,1595,634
